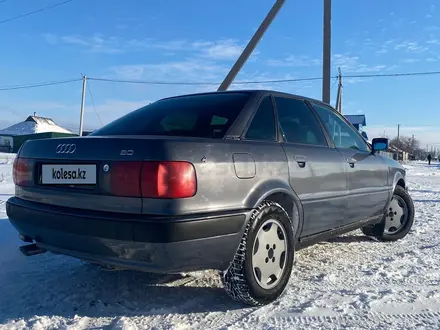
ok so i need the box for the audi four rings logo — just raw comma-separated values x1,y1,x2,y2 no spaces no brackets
56,144,76,154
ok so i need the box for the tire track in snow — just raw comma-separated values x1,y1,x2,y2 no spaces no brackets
299,269,439,289
183,307,256,330
109,309,440,330
236,311,440,328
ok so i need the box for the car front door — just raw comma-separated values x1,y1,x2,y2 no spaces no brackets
273,96,348,237
310,102,390,224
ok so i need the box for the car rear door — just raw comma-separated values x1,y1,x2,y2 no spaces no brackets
310,102,389,224
273,95,348,237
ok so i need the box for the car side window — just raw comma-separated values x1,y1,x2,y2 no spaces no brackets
312,103,370,152
275,97,327,146
244,97,276,141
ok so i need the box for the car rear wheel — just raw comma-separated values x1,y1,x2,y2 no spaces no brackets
362,186,415,241
220,200,295,306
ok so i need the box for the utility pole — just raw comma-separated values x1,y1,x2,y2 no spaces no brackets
397,124,400,140
335,67,342,113
79,74,87,137
411,134,414,149
322,0,332,104
218,0,286,91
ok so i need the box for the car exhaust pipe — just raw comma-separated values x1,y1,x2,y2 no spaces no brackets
19,243,47,257
19,234,33,243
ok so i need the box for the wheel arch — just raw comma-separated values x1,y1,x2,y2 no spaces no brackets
382,170,407,214
244,179,304,238
392,171,406,192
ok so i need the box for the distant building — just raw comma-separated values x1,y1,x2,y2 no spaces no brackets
0,115,72,136
0,115,75,153
344,114,366,131
344,114,369,141
386,145,409,162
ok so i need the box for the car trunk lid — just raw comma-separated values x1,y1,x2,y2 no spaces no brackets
14,136,197,214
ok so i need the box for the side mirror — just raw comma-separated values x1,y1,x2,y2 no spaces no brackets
372,138,388,153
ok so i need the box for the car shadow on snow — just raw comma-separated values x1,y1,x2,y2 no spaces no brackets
0,262,246,323
0,220,247,323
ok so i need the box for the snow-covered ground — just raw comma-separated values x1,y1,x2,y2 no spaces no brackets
1,154,440,330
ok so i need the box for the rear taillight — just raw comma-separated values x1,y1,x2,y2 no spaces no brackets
13,157,32,186
110,162,142,197
142,161,197,198
110,161,196,199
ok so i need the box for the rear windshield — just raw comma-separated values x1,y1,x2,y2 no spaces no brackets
91,92,251,138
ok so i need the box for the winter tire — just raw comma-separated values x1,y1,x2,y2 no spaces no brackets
362,186,415,241
221,200,295,306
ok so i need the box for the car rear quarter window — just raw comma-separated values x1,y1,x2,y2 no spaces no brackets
275,97,327,146
91,92,251,139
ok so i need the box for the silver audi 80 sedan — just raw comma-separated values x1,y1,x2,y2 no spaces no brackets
7,90,415,306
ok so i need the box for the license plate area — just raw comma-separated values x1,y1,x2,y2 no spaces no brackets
41,164,97,185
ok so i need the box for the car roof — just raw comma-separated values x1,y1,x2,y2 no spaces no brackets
158,89,333,109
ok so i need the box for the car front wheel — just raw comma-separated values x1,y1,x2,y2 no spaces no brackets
362,185,415,241
220,200,295,306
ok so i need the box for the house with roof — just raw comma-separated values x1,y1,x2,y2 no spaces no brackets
0,115,75,153
342,114,409,161
344,115,366,131
344,114,369,141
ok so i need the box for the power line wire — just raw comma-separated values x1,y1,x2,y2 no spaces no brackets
0,0,75,25
343,70,440,78
0,78,82,91
87,76,328,86
86,81,103,127
88,77,219,86
87,69,440,86
2,69,440,91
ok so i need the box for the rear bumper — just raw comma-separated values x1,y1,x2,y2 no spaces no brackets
6,197,248,273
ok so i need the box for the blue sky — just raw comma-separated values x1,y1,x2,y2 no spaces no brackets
1,0,440,146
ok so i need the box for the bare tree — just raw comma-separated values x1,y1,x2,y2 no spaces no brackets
390,135,423,157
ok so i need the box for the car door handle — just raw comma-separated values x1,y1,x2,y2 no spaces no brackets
346,157,356,168
295,155,307,168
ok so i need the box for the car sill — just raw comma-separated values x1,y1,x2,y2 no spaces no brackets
296,215,382,250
